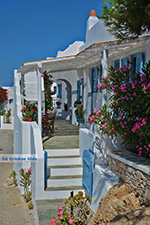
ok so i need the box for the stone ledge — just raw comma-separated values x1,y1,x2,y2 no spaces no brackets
107,150,150,176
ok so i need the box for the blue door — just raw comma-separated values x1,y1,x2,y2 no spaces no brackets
82,149,95,197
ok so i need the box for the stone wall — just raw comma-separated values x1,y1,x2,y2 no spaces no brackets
107,150,150,205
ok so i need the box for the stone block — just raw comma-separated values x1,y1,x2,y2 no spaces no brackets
128,167,135,174
136,170,144,179
145,187,150,200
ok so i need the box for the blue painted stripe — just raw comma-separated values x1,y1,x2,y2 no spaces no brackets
44,151,47,190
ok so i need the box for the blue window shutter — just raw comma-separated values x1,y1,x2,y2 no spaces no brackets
58,83,62,98
131,52,145,76
114,59,120,70
77,80,80,100
59,83,62,99
92,67,98,93
121,57,128,67
82,78,84,102
136,52,144,73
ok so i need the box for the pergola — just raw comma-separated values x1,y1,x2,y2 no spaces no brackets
17,35,150,131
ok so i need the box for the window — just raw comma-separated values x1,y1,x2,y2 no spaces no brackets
77,80,80,100
121,57,128,67
57,83,62,99
114,59,120,70
92,67,98,92
54,86,57,94
131,52,144,75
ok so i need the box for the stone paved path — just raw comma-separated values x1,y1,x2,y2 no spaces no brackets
0,129,36,225
43,117,80,149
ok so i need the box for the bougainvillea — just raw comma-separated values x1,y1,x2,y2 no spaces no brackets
21,103,38,122
43,71,54,112
89,61,150,158
0,87,8,106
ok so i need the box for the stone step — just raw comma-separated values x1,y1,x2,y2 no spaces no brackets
47,176,82,187
47,156,81,166
46,185,83,192
48,165,82,176
45,148,80,157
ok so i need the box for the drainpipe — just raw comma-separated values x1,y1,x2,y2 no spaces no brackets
37,63,42,132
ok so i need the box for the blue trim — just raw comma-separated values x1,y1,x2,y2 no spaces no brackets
44,151,47,190
82,78,84,102
58,84,62,99
121,57,128,67
70,108,72,124
77,80,80,100
92,67,98,93
131,52,145,79
114,59,120,70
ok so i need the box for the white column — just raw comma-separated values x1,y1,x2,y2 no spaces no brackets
37,64,42,131
102,49,108,106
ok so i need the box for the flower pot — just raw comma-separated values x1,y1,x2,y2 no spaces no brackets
78,119,85,126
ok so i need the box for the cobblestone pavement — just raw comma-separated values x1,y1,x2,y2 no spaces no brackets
0,129,36,225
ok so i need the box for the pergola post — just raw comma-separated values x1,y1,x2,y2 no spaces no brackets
37,63,42,131
101,48,108,106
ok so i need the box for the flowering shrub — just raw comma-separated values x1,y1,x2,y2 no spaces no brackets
75,104,84,119
51,191,92,225
19,167,32,202
21,103,38,122
43,71,53,112
89,62,150,158
56,101,61,105
0,87,8,106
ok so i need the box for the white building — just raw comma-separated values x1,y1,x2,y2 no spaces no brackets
13,9,150,221
16,9,150,125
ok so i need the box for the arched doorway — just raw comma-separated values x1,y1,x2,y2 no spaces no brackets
52,78,72,120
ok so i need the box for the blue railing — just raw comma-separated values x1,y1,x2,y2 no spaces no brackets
44,150,47,190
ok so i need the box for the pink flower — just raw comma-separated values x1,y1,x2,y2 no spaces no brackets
51,218,57,225
102,123,107,128
58,215,63,220
114,92,117,96
101,75,105,78
118,114,123,119
124,132,127,135
148,144,150,147
97,83,102,88
102,84,106,88
68,218,74,224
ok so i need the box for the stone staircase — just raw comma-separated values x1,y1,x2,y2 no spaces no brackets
45,148,83,199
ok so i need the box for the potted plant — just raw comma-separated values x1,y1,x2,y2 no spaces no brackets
74,99,81,107
21,103,38,122
56,101,61,108
75,104,85,125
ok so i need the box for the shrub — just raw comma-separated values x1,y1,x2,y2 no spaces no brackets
74,100,81,105
75,104,84,119
89,62,150,158
11,170,17,186
51,191,92,225
28,201,34,210
19,167,32,202
43,71,54,112
0,87,8,106
21,103,38,122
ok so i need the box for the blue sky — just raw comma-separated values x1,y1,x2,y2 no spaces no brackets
0,0,103,86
